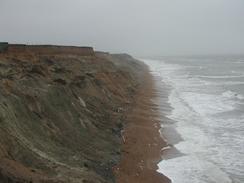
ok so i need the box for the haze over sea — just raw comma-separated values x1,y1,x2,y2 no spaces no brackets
144,55,244,183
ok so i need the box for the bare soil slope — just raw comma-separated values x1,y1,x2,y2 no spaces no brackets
0,47,145,183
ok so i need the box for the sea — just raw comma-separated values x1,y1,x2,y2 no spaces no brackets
143,55,244,183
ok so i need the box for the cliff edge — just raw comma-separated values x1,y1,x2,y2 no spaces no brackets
0,45,146,183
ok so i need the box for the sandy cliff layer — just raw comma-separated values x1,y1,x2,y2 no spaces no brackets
0,46,146,183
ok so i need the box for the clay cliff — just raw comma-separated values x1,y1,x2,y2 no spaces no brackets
0,45,146,183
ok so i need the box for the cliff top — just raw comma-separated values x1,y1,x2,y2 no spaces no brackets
0,42,95,56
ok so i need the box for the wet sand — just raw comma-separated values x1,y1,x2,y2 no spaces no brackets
114,68,171,183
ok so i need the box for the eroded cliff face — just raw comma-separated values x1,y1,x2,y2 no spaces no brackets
0,47,146,183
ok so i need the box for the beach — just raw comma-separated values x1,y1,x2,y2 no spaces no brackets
114,66,171,183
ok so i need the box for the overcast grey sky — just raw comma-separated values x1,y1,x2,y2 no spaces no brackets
0,0,244,56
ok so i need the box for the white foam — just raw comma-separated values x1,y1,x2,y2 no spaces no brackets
143,58,244,183
179,92,236,116
157,156,232,183
222,90,244,100
196,74,244,79
207,81,244,86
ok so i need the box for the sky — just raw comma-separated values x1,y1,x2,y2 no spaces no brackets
0,0,244,56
